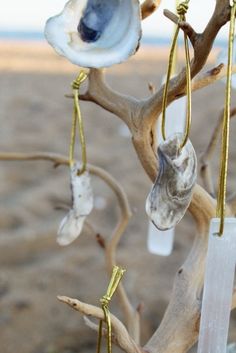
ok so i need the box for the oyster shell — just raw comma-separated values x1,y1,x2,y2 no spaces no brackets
57,163,94,246
146,133,197,231
45,0,142,68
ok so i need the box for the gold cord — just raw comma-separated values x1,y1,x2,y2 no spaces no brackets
171,0,180,76
161,0,191,149
216,1,236,235
96,266,125,353
69,71,87,174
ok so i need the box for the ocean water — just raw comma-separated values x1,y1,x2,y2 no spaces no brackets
0,30,227,48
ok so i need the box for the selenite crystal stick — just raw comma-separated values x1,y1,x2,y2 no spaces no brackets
197,218,236,353
147,91,186,256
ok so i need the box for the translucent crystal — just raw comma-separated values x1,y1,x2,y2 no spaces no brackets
147,221,174,256
197,218,236,353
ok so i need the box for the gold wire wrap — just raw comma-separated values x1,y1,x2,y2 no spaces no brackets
216,1,236,235
69,71,88,174
161,0,191,149
96,266,125,353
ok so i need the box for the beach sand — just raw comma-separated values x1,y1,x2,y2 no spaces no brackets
0,40,236,353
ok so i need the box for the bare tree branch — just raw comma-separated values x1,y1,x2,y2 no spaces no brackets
3,2,235,353
141,1,231,124
200,107,236,196
80,69,140,130
163,10,198,47
57,296,142,353
0,151,139,341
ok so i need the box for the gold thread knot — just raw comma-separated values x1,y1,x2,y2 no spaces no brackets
177,2,189,16
100,295,111,308
96,266,125,353
71,71,87,90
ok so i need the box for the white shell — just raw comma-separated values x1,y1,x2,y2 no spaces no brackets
57,212,86,246
146,133,197,231
70,163,93,215
44,0,142,68
57,163,94,246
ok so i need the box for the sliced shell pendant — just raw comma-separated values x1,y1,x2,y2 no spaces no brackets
57,163,94,246
146,133,197,231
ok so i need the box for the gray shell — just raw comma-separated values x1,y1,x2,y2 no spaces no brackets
146,133,197,231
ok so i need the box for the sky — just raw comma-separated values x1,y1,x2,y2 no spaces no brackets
0,0,229,39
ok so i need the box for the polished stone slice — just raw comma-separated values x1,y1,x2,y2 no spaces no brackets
198,218,236,353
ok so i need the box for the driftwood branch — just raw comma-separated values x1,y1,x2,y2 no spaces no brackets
200,107,236,196
3,1,235,353
163,10,198,47
57,296,142,353
60,2,234,353
0,151,139,342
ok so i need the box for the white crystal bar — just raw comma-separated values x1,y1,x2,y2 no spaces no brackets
147,79,186,256
197,218,236,353
148,221,174,256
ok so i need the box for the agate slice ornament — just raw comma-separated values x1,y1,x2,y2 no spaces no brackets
146,133,197,230
57,163,94,246
44,0,142,68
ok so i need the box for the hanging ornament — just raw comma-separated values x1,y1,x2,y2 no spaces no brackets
198,2,236,353
57,163,93,246
146,133,197,230
57,72,94,246
97,266,125,353
146,0,197,231
148,0,187,256
44,0,142,68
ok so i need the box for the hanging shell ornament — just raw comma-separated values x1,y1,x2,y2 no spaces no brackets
146,133,197,231
44,0,142,68
57,163,94,246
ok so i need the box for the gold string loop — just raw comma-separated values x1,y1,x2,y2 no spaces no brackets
161,0,191,150
69,71,88,175
97,266,125,353
216,0,236,235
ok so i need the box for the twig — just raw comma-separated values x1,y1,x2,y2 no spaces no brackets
200,107,236,196
163,10,198,47
57,296,142,353
0,151,138,341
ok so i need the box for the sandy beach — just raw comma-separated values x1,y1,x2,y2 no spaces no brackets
0,40,235,353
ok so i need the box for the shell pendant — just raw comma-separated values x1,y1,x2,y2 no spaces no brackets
57,163,94,246
146,133,197,231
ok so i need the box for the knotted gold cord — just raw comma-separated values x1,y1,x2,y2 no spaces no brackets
69,71,87,174
161,0,191,149
97,266,125,353
216,0,236,236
